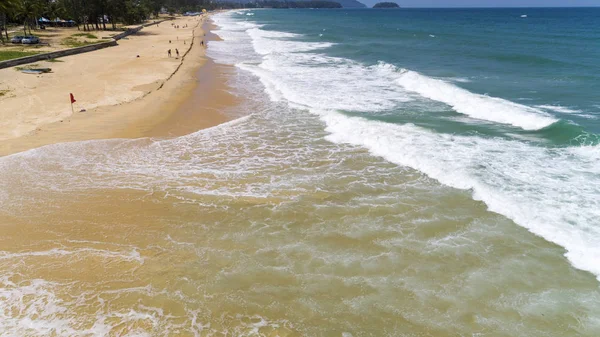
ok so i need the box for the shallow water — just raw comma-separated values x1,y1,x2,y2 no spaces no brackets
2,109,599,336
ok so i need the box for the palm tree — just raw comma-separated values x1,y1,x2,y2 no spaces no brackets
15,0,43,35
45,1,66,22
0,0,17,42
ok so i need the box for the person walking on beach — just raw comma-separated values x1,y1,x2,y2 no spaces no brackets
175,48,179,57
201,40,204,46
168,49,171,57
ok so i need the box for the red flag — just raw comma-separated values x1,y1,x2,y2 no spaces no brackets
70,93,76,104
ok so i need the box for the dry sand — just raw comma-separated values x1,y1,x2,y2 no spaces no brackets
0,14,234,156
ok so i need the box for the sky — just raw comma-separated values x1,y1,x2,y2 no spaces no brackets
360,0,600,7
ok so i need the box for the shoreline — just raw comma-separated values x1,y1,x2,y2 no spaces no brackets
1,8,600,337
0,14,235,157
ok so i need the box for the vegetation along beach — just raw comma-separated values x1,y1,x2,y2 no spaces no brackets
0,0,599,336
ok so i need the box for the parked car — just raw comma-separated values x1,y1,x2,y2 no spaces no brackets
21,36,40,44
10,36,25,44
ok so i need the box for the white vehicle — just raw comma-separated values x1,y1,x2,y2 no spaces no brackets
10,36,26,43
21,36,40,44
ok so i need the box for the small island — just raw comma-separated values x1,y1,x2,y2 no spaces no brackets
373,2,400,8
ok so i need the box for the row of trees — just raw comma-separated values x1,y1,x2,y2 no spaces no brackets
0,0,218,43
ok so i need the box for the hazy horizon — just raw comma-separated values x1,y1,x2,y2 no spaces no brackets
359,0,600,8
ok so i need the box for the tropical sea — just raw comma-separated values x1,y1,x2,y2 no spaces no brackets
1,7,600,336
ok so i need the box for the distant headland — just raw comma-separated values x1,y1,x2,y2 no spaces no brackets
373,2,400,8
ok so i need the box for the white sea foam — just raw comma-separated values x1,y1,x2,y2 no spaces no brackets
0,247,144,264
536,105,582,114
215,13,557,131
224,20,558,132
447,77,472,83
0,275,219,336
320,112,600,279
246,28,334,55
239,56,413,113
535,105,597,119
0,277,78,336
395,70,557,130
207,17,262,65
210,11,600,280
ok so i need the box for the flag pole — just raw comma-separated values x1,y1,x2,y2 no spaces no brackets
69,93,76,114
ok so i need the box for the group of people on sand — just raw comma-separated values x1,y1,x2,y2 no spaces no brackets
165,20,205,58
167,39,205,58
171,23,188,29
167,48,179,58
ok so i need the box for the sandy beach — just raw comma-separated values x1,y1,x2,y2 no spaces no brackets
0,14,233,156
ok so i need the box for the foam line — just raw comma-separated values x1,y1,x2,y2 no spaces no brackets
395,70,558,130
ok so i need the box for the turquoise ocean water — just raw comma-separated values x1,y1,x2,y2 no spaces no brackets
211,7,600,277
234,7,600,137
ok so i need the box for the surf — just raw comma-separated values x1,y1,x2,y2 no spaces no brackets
394,69,558,130
211,11,600,281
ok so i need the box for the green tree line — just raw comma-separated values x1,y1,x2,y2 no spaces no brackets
0,0,217,43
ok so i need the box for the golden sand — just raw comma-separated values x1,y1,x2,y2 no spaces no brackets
0,15,233,157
